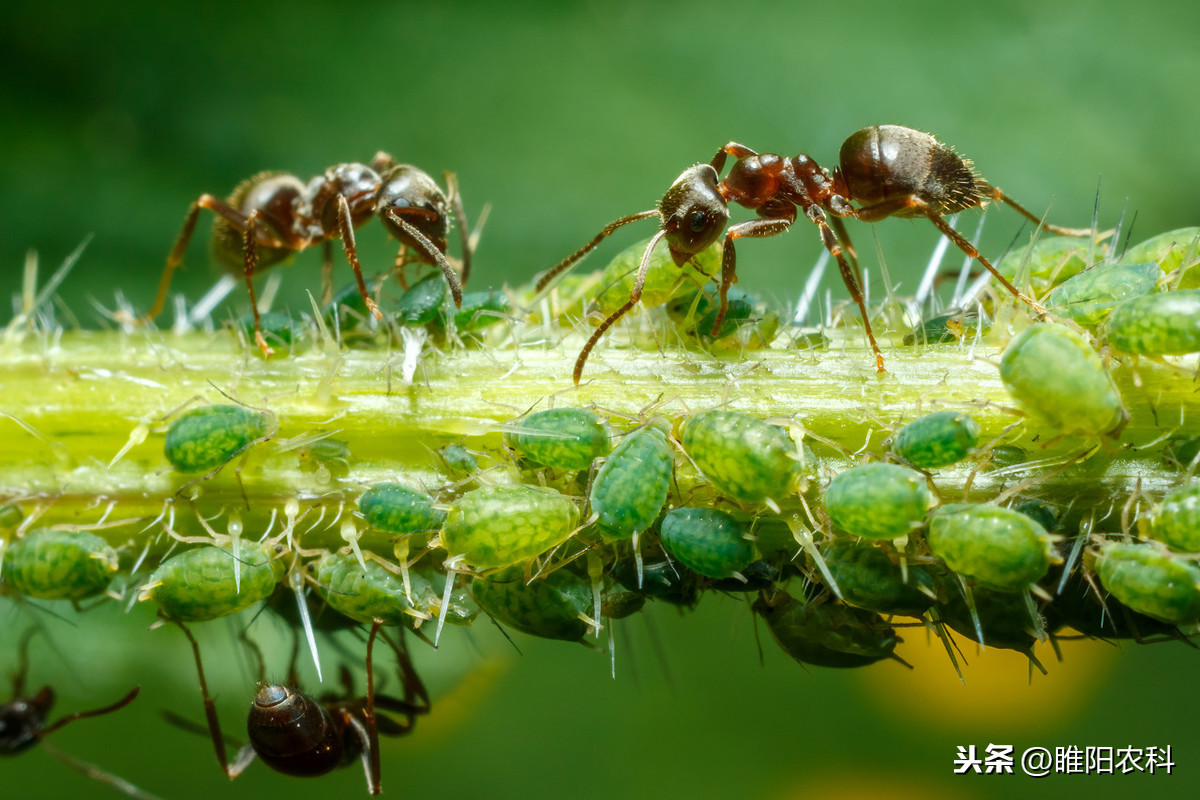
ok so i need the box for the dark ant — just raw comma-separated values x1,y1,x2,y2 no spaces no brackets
145,152,473,355
1,630,163,800
539,125,1095,382
169,619,428,795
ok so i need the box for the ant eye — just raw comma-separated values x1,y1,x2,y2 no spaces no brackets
688,211,709,233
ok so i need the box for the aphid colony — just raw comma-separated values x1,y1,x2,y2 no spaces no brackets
4,197,1200,795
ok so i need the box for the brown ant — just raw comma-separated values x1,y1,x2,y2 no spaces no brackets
169,619,428,795
1,629,163,800
539,124,1095,381
146,152,473,355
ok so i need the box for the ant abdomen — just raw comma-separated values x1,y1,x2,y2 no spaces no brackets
839,125,983,216
212,173,305,269
247,684,347,778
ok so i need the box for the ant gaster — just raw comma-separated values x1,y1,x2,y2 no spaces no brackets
1,630,163,800
170,619,428,795
539,125,1095,382
146,152,473,355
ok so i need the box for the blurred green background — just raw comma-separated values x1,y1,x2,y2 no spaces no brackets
2,1,1198,798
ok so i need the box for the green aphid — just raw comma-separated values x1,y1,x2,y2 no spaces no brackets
146,543,283,621
470,565,592,642
999,323,1127,437
1012,498,1059,533
590,427,673,539
1163,436,1200,470
395,273,447,325
296,438,351,478
996,235,1096,295
1095,542,1200,625
231,311,303,353
983,444,1026,469
667,286,778,349
1122,226,1200,287
659,507,754,579
902,309,991,345
890,410,980,469
315,551,432,626
594,236,717,316
1151,485,1200,553
937,584,1040,654
1104,289,1200,356
439,444,480,477
1045,261,1160,327
680,410,802,505
823,462,933,541
322,277,381,331
416,564,479,626
927,503,1057,591
436,289,510,333
441,484,580,568
504,408,611,471
0,504,23,530
1046,569,1177,640
358,483,446,537
164,404,273,473
822,539,937,618
1,529,118,600
753,593,898,668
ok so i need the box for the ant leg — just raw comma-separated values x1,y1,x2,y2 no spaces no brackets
444,171,472,288
710,142,759,173
827,215,864,286
573,229,667,383
13,628,36,695
381,626,430,716
921,209,1046,313
40,687,140,737
711,216,793,335
336,195,384,321
809,208,886,372
241,211,274,357
383,207,465,308
169,619,237,778
364,620,383,795
982,185,1097,238
535,210,660,293
321,240,334,305
38,739,168,800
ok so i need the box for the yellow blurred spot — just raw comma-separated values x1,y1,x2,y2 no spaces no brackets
860,629,1118,733
400,656,513,752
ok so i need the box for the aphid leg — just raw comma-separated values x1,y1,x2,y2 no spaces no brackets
573,228,666,383
535,210,659,293
811,207,885,371
444,171,472,288
383,207,464,308
711,215,793,335
336,194,384,321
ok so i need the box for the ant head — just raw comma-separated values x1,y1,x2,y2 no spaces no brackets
0,687,53,755
659,164,729,262
309,163,382,234
376,165,451,260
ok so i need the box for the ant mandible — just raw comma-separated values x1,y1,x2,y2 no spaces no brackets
539,124,1094,382
145,152,473,355
1,629,163,800
170,618,428,795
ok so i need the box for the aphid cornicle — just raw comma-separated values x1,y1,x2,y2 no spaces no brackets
540,124,1093,381
146,153,474,356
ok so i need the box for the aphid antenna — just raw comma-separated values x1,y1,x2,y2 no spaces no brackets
990,445,1099,505
926,609,968,686
911,218,954,320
